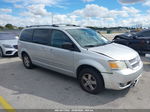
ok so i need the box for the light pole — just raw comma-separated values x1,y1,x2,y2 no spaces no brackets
101,17,112,28
51,13,54,25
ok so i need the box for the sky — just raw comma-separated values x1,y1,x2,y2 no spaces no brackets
0,0,150,27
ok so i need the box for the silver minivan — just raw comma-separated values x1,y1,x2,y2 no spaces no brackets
18,25,143,94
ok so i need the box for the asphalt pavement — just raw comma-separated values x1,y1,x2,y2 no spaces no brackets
0,56,150,109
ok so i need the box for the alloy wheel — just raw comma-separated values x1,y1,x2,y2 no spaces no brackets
24,56,30,67
81,73,97,91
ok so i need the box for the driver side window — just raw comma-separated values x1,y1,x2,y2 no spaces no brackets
138,31,150,37
51,30,72,48
142,31,150,37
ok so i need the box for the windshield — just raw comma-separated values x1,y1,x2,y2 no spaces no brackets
66,28,111,48
0,33,17,40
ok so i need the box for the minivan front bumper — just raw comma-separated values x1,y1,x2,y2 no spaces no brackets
102,61,143,90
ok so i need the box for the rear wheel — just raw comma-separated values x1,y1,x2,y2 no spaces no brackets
22,53,33,69
0,48,4,57
78,68,104,94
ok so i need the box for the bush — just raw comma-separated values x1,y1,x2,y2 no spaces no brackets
0,26,4,30
18,27,24,29
107,30,111,34
5,24,14,29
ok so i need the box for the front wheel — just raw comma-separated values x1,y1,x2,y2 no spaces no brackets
22,53,34,69
78,68,104,94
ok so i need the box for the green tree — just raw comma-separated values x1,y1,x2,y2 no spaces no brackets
18,27,24,29
5,24,14,29
107,30,111,34
0,25,4,29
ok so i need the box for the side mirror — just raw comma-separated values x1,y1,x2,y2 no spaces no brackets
62,42,74,51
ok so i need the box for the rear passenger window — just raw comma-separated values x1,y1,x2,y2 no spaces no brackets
51,30,72,48
20,29,33,42
33,29,50,45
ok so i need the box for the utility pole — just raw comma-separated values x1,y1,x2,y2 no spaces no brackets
51,13,54,25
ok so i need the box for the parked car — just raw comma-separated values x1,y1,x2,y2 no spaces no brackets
18,25,143,94
113,29,150,56
0,32,18,57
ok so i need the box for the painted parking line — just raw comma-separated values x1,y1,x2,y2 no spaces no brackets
0,58,20,64
0,96,16,112
143,62,150,65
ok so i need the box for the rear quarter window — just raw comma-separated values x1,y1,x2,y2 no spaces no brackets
20,29,33,42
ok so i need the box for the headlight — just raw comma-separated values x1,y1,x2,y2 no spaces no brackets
15,36,19,39
2,44,13,48
108,60,127,70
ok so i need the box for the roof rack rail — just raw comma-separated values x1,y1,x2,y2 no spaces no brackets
26,25,59,28
52,24,80,27
26,24,80,28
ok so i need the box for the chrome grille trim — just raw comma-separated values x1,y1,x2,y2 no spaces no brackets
128,56,140,69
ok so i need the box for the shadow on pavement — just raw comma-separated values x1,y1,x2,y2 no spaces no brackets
0,60,130,106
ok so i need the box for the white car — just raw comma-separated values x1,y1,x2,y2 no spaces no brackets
0,32,18,57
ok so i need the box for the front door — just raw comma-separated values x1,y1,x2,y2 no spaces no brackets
50,30,75,76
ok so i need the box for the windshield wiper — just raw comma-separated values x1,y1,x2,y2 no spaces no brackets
84,42,113,48
84,44,103,47
84,45,97,47
106,41,113,44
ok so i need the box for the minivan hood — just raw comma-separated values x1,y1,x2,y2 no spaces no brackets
0,40,18,46
88,43,138,60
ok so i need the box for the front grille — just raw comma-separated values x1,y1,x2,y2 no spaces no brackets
13,45,18,49
6,51,13,54
129,56,140,69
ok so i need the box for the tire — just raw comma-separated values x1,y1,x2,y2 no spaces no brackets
22,53,34,69
0,47,4,57
140,53,145,56
139,51,145,56
78,68,104,94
